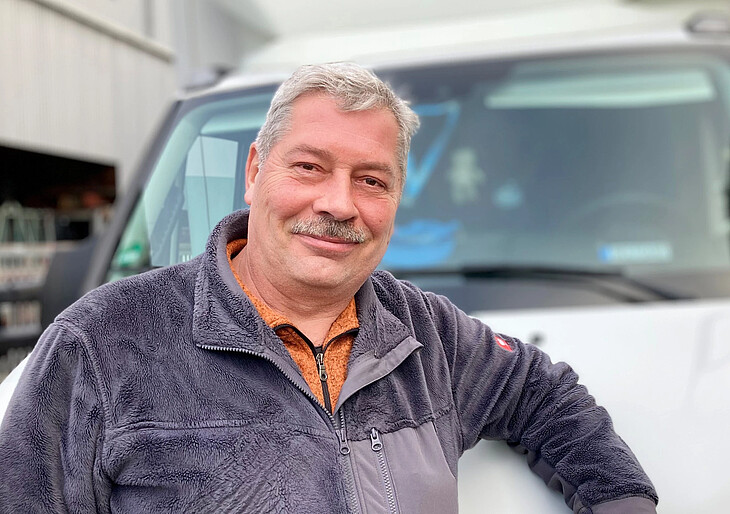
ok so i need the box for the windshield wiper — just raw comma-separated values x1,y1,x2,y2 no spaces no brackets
391,265,693,303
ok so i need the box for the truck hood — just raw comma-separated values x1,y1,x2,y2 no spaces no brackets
459,298,730,513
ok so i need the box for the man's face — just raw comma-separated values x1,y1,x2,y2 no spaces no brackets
243,93,401,296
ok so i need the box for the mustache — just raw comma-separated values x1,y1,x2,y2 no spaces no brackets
290,216,367,243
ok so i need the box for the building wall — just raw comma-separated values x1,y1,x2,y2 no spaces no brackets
172,0,267,90
0,0,176,192
57,0,174,44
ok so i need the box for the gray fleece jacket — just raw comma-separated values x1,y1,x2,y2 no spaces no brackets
0,209,657,513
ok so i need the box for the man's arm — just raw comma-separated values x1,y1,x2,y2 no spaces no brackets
427,292,658,513
0,321,110,513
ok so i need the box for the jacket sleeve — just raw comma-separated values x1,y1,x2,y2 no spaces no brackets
425,292,658,514
0,321,110,513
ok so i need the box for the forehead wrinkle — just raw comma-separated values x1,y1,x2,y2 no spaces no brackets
352,161,395,177
284,143,335,163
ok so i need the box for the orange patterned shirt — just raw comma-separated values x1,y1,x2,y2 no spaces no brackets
227,239,357,412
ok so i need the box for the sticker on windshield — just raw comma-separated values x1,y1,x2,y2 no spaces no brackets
598,241,673,264
493,180,524,210
447,148,486,205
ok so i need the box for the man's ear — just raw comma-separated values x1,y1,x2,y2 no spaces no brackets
244,143,260,206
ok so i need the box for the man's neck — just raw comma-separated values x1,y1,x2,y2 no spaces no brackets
232,248,354,346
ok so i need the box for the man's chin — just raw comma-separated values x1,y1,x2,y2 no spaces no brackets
288,259,373,293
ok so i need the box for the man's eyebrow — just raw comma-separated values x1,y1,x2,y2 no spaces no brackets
356,160,395,175
285,144,395,175
285,144,334,162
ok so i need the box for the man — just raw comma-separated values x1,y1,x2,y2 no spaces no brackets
0,63,657,513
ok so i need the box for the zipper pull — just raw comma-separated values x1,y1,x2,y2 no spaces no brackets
316,351,328,381
337,427,351,455
370,428,383,451
337,410,351,455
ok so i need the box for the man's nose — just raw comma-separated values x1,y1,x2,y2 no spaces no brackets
312,172,358,221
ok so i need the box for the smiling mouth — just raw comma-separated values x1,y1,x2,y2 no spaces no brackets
300,234,357,244
295,233,360,250
293,233,363,257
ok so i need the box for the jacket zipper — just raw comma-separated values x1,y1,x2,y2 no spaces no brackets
314,348,333,413
315,327,359,413
273,324,358,414
370,428,399,514
199,344,361,514
338,409,360,514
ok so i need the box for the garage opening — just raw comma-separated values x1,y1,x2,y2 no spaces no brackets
0,145,116,241
0,144,117,378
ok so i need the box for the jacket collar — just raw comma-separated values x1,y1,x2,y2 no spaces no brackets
191,209,414,359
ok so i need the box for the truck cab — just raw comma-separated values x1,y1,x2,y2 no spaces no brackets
4,4,730,512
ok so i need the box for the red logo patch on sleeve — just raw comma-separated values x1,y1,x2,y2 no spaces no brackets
495,335,513,352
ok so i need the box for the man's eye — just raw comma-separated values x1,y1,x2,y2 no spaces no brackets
299,163,316,171
364,177,385,188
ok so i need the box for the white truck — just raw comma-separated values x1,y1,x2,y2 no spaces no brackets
3,2,730,512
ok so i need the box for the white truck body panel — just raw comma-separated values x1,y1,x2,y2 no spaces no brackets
460,300,730,513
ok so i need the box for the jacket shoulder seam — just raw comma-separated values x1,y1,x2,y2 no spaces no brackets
53,318,112,456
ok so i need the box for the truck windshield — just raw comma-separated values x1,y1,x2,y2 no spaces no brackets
108,50,730,301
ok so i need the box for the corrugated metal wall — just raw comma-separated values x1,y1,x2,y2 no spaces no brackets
0,0,176,192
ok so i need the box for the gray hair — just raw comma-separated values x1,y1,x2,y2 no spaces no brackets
255,62,420,182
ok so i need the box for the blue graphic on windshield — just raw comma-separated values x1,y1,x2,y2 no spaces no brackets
402,101,461,207
382,219,461,268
